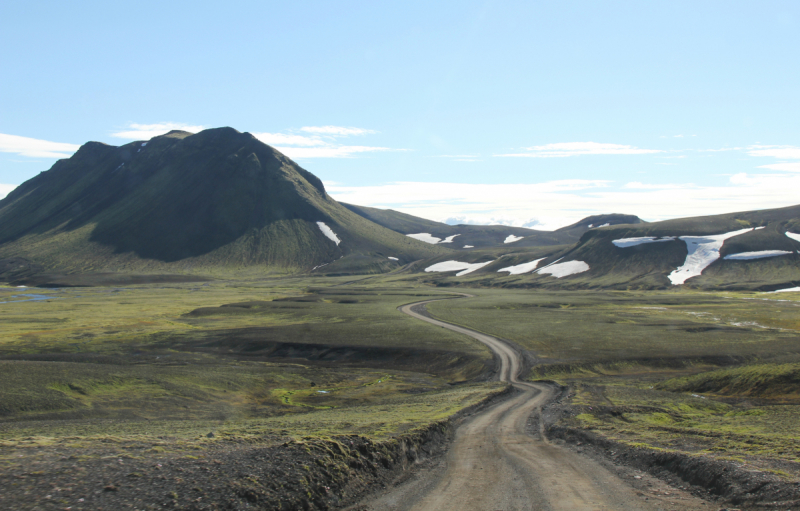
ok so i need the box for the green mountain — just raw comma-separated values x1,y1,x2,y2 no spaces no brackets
412,205,800,291
0,128,445,278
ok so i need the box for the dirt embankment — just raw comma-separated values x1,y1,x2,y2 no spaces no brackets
1,387,511,511
541,388,800,510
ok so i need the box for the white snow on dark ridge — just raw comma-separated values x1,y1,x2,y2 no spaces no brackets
316,222,341,245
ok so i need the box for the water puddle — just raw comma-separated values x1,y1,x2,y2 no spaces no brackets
0,294,61,304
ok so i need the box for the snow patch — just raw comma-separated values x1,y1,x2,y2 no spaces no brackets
441,234,461,243
787,232,800,243
316,222,341,245
407,233,442,244
463,245,474,248
497,258,546,275
770,287,800,294
388,257,398,261
588,224,593,228
595,223,610,228
668,228,753,285
141,142,147,147
724,250,793,260
425,260,494,276
504,234,524,244
537,260,590,278
612,236,675,248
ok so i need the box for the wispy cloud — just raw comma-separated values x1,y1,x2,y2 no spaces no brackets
0,183,18,199
747,145,800,159
111,122,207,140
269,145,392,158
496,141,662,158
0,133,80,159
299,126,377,136
758,162,800,172
253,133,324,147
253,125,391,159
327,173,800,230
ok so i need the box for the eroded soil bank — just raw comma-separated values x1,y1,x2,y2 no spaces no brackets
0,387,511,510
541,387,800,510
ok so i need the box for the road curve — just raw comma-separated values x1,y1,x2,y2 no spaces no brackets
354,295,709,511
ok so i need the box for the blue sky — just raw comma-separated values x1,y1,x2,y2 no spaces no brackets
2,1,799,229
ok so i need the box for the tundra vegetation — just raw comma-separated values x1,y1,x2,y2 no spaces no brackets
2,274,800,507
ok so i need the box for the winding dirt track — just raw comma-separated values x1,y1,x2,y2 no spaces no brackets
355,296,709,511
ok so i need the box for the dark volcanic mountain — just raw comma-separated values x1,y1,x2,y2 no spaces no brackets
0,128,444,275
414,205,800,291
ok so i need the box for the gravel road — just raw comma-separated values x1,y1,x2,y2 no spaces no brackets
352,296,714,511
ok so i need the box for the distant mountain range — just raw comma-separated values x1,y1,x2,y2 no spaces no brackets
1,127,797,290
413,205,800,291
342,203,643,249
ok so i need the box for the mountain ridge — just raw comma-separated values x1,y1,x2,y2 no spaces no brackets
0,127,445,276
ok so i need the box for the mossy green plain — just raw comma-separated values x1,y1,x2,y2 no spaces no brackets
2,276,800,484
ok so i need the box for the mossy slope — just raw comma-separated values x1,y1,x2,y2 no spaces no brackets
0,128,445,275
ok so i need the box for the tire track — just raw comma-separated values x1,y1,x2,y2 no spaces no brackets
354,295,711,511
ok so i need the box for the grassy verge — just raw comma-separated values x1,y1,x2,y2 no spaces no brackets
427,287,800,480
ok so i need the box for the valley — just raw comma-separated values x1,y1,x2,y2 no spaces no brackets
1,129,799,509
2,274,800,509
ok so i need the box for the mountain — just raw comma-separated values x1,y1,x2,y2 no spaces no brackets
343,203,644,249
513,213,645,247
341,203,536,248
412,205,800,291
0,128,446,278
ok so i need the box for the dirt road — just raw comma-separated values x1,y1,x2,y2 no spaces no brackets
353,297,712,511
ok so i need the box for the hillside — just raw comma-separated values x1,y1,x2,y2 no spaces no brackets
410,205,800,291
342,204,643,249
0,128,446,278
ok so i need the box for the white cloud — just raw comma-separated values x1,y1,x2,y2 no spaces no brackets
747,145,800,159
496,142,662,158
0,133,80,159
758,162,800,172
254,125,390,158
111,123,207,140
0,183,18,199
624,181,689,189
252,133,324,147
299,126,376,136
327,172,800,231
273,145,391,159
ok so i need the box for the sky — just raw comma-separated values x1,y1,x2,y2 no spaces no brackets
1,1,799,230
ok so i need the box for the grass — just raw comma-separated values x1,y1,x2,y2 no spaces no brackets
426,288,800,365
4,276,800,482
424,286,800,477
0,276,502,465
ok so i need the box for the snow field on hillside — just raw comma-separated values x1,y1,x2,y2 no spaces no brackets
668,228,754,285
316,222,341,245
772,287,800,293
504,235,523,244
536,260,590,278
612,236,675,248
497,258,546,275
425,260,494,276
724,250,793,260
406,233,441,244
787,232,800,243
